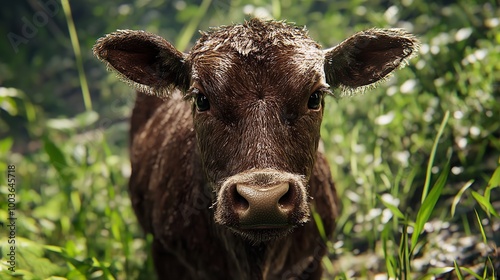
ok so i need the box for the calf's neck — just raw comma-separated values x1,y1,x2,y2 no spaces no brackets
93,18,418,279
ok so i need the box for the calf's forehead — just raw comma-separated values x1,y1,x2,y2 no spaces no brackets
191,47,325,86
189,19,322,57
187,19,326,88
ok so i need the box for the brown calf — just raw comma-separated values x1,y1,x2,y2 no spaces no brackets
93,18,418,279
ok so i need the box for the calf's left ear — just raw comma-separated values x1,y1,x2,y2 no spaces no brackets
93,30,190,98
324,29,419,94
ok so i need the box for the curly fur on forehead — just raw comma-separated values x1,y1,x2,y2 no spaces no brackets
189,18,322,58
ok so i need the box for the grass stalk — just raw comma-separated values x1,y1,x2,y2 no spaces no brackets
271,0,282,19
61,0,92,112
176,0,212,51
421,110,450,203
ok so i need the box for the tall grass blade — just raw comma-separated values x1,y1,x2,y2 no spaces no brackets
421,110,450,204
486,257,496,279
411,161,450,253
402,166,418,196
399,225,411,279
322,256,335,277
61,0,92,112
349,123,360,176
453,261,465,280
312,209,327,241
482,260,488,279
457,266,482,279
474,209,488,244
176,0,212,51
271,0,282,18
461,214,472,236
382,223,397,279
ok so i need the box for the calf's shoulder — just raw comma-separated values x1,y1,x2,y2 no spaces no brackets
128,91,202,234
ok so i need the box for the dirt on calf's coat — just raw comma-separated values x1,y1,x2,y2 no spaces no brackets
93,18,418,280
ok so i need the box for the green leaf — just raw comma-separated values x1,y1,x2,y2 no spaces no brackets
32,193,67,221
0,93,18,116
70,191,81,213
67,257,93,277
411,162,450,253
488,165,500,189
43,245,64,254
451,180,474,217
0,137,13,154
425,266,455,277
46,111,98,131
0,87,20,97
43,135,70,182
91,258,115,280
379,194,405,220
74,111,99,127
43,137,68,172
471,191,500,218
0,238,66,278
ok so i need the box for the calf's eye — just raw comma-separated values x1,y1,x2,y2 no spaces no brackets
195,93,210,111
307,91,322,110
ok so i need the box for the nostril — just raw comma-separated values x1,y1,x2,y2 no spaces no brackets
278,184,296,211
230,182,300,227
230,185,249,211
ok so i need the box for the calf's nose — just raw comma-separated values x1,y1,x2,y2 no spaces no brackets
230,182,296,228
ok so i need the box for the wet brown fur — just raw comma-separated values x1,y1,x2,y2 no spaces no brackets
130,92,338,280
94,18,418,279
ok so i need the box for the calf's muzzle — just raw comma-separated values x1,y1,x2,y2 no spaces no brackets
215,170,309,232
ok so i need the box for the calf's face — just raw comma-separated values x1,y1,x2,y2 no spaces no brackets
188,28,328,240
93,19,418,242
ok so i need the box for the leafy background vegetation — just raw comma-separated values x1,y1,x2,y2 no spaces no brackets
0,0,499,279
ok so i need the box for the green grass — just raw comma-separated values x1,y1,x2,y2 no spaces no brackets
1,0,499,279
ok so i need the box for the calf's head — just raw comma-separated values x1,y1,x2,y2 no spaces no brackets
94,18,418,242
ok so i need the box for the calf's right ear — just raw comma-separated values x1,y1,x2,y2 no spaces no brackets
93,30,190,98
